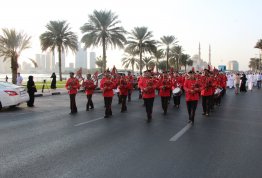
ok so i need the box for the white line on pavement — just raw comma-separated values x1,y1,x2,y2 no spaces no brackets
169,123,192,142
74,117,104,127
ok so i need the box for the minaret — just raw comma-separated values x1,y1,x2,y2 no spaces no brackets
198,42,201,61
208,44,211,65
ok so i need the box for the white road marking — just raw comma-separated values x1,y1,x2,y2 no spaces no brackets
169,123,192,141
74,117,104,127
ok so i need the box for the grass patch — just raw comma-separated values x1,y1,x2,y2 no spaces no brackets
35,81,66,90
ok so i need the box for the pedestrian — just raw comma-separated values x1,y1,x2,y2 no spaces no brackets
82,74,97,111
183,70,201,124
65,72,80,114
27,75,37,107
118,76,129,112
200,69,213,116
257,73,262,89
247,73,254,91
240,74,247,92
158,72,172,115
5,75,8,82
16,72,23,86
100,70,115,118
50,72,57,89
234,73,240,94
139,70,157,122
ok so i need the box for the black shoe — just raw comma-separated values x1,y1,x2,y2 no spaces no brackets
206,113,209,116
187,120,192,123
202,112,206,115
90,107,94,109
104,115,109,118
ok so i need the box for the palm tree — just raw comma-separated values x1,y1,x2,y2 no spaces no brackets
157,60,167,72
80,10,126,72
121,48,139,73
126,27,157,75
249,58,260,71
180,54,192,72
152,48,164,73
254,39,262,71
169,45,182,72
160,35,177,71
96,56,104,72
143,57,154,70
40,20,78,81
0,29,35,84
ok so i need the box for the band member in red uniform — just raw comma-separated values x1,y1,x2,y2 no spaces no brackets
118,76,130,112
200,69,214,116
82,73,97,111
172,73,182,108
183,70,201,124
158,72,172,115
139,70,157,122
65,72,80,114
126,71,134,102
100,71,115,118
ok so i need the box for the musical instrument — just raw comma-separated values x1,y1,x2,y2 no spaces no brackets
214,88,222,97
172,87,182,96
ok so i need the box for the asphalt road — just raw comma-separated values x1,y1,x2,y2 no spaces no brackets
1,89,262,178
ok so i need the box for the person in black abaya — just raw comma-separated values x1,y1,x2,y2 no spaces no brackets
27,75,37,107
50,72,57,89
240,74,247,92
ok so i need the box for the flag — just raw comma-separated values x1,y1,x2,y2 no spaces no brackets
93,71,99,80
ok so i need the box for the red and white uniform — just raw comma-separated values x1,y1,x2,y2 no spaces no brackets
139,77,156,98
118,78,130,96
158,78,172,97
200,76,214,96
100,77,115,97
183,78,201,101
83,79,96,95
65,77,80,94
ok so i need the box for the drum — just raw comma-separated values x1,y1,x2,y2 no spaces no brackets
172,87,182,96
214,88,222,97
113,88,119,94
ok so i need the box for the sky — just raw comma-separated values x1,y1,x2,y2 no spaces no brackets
1,0,262,71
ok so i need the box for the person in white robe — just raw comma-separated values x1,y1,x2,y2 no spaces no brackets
247,73,255,91
228,74,234,88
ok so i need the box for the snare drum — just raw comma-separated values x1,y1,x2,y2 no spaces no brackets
214,88,222,97
172,87,182,96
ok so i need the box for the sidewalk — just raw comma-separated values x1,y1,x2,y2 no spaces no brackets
35,88,102,97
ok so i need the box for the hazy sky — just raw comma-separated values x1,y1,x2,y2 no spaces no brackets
1,0,262,70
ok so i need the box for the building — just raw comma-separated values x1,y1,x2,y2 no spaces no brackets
75,43,87,69
218,65,226,72
227,60,239,71
89,52,96,69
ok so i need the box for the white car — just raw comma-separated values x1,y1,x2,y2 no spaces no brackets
0,82,29,110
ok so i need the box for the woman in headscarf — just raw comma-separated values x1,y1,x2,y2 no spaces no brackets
240,73,247,92
50,72,57,89
27,75,37,107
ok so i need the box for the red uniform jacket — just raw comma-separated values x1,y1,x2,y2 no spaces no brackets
118,78,130,96
183,78,201,101
126,75,134,91
139,77,156,98
200,76,214,96
100,78,114,97
158,78,172,97
83,79,96,95
65,78,80,94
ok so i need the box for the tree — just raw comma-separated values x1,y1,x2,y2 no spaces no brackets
143,57,154,70
0,29,35,84
80,10,126,72
249,58,260,71
126,27,157,75
169,45,182,72
96,56,104,73
160,35,177,71
40,21,78,81
157,60,167,72
121,48,139,73
254,39,262,71
152,48,164,73
180,54,192,72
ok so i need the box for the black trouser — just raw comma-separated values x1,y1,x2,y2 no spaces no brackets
117,92,121,104
202,95,211,114
27,92,35,107
144,98,154,118
139,88,142,99
128,90,132,101
120,95,127,111
257,81,261,89
104,97,113,116
86,94,94,110
214,94,221,105
173,95,181,106
186,100,198,122
69,94,77,113
161,96,169,113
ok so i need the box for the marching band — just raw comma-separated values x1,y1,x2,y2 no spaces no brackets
65,67,228,124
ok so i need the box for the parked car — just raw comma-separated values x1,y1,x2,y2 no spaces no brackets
0,82,29,110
